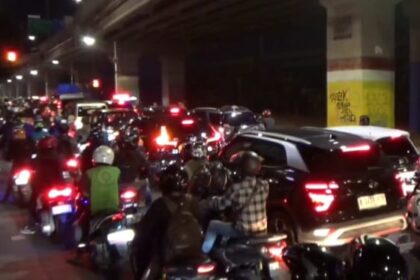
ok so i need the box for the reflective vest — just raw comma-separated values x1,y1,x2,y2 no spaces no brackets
87,165,120,214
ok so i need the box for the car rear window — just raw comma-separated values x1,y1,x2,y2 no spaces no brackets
376,137,418,157
222,112,258,126
299,144,382,174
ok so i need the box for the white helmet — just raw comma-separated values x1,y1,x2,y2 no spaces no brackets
92,145,115,165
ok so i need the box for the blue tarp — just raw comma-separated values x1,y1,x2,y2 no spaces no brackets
57,84,82,95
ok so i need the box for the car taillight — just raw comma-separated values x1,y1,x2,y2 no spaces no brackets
155,126,177,147
120,188,138,202
197,263,216,274
48,187,73,199
181,118,195,126
395,173,408,197
66,158,79,168
340,144,370,153
267,241,288,262
207,126,222,143
305,181,339,213
169,107,181,116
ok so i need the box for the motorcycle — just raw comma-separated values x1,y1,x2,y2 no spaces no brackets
12,167,32,207
84,211,135,271
120,186,146,226
38,183,78,247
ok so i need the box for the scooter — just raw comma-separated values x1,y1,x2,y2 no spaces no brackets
38,183,78,248
84,211,135,272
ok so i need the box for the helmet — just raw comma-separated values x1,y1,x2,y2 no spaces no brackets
229,151,263,177
209,161,230,194
182,141,207,161
57,120,69,135
350,236,408,280
38,136,58,150
283,243,346,279
12,126,26,140
92,145,115,165
159,164,188,194
121,126,140,148
262,109,272,118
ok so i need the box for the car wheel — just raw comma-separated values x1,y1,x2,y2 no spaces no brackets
268,211,296,244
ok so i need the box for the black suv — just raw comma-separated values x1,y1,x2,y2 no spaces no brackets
219,128,407,247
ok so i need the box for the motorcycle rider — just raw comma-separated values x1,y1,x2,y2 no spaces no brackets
32,116,49,143
201,150,269,254
183,141,209,181
77,145,121,245
80,126,107,173
21,136,65,234
56,120,77,159
114,127,153,206
2,127,35,202
131,164,202,279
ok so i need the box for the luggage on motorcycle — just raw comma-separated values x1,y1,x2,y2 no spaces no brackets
163,195,203,263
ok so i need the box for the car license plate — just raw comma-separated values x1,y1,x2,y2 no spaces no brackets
358,193,387,210
51,204,72,215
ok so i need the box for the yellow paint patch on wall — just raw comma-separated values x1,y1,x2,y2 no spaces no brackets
327,81,394,127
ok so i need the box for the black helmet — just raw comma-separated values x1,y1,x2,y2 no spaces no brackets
159,164,188,194
209,161,230,194
181,140,207,162
57,120,69,135
121,126,140,148
350,236,408,280
283,243,346,280
229,151,263,178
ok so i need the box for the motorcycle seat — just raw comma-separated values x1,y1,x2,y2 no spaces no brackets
228,234,287,246
213,245,261,268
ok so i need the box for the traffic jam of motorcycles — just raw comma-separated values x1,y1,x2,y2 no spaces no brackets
0,94,418,280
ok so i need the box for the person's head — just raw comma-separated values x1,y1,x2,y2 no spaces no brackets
262,109,272,118
229,150,263,178
120,126,140,149
183,142,207,161
159,164,188,195
38,136,58,153
12,126,27,140
92,145,115,166
57,120,69,136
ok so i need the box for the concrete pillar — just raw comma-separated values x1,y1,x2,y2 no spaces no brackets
160,53,186,106
409,0,420,131
323,0,398,127
117,49,139,98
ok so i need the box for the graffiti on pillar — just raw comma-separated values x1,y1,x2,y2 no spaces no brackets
329,89,356,123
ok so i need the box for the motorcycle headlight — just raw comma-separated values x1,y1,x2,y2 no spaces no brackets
107,229,135,244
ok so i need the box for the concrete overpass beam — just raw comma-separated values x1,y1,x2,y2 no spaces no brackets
323,0,399,127
117,49,140,98
160,53,186,106
408,0,420,132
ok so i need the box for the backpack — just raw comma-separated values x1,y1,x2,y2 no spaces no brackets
163,195,203,263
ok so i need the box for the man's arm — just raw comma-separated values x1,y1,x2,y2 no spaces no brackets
80,173,90,197
209,183,238,211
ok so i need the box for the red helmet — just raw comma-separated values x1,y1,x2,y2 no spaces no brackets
38,136,58,150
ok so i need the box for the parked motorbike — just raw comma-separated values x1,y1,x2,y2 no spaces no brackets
406,172,420,233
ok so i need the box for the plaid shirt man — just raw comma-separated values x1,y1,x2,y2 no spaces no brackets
210,176,269,234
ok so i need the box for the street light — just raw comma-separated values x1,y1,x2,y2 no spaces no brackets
75,0,82,3
28,35,36,41
82,35,96,47
52,60,60,65
15,75,23,80
7,79,12,83
30,69,38,76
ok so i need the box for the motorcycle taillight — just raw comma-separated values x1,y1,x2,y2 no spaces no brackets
197,263,216,274
47,186,73,199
